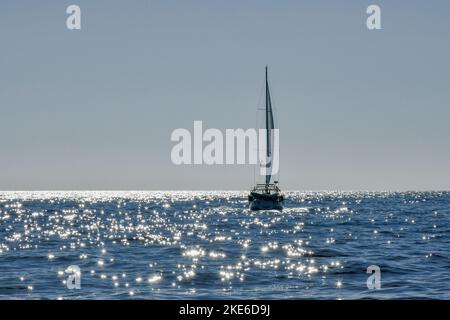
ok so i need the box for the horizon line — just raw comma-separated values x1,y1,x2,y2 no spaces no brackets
1,189,449,193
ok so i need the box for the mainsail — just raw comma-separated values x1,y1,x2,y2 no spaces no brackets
264,66,275,185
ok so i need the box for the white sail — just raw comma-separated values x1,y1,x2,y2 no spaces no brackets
264,66,275,185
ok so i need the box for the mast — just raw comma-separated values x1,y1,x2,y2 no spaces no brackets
265,66,270,160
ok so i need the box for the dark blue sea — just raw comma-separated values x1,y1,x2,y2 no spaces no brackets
0,191,449,299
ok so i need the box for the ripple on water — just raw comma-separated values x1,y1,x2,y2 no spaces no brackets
0,191,449,299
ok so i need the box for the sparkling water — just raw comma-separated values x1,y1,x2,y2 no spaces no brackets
0,191,449,299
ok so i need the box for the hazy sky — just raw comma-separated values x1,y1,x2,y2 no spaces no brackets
1,0,449,191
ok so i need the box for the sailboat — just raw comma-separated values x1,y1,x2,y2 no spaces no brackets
248,66,284,211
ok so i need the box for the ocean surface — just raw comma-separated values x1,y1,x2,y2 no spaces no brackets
0,191,449,300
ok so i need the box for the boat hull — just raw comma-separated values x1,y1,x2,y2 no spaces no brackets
248,192,283,211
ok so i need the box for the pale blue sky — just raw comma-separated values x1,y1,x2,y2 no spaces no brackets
1,0,449,190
